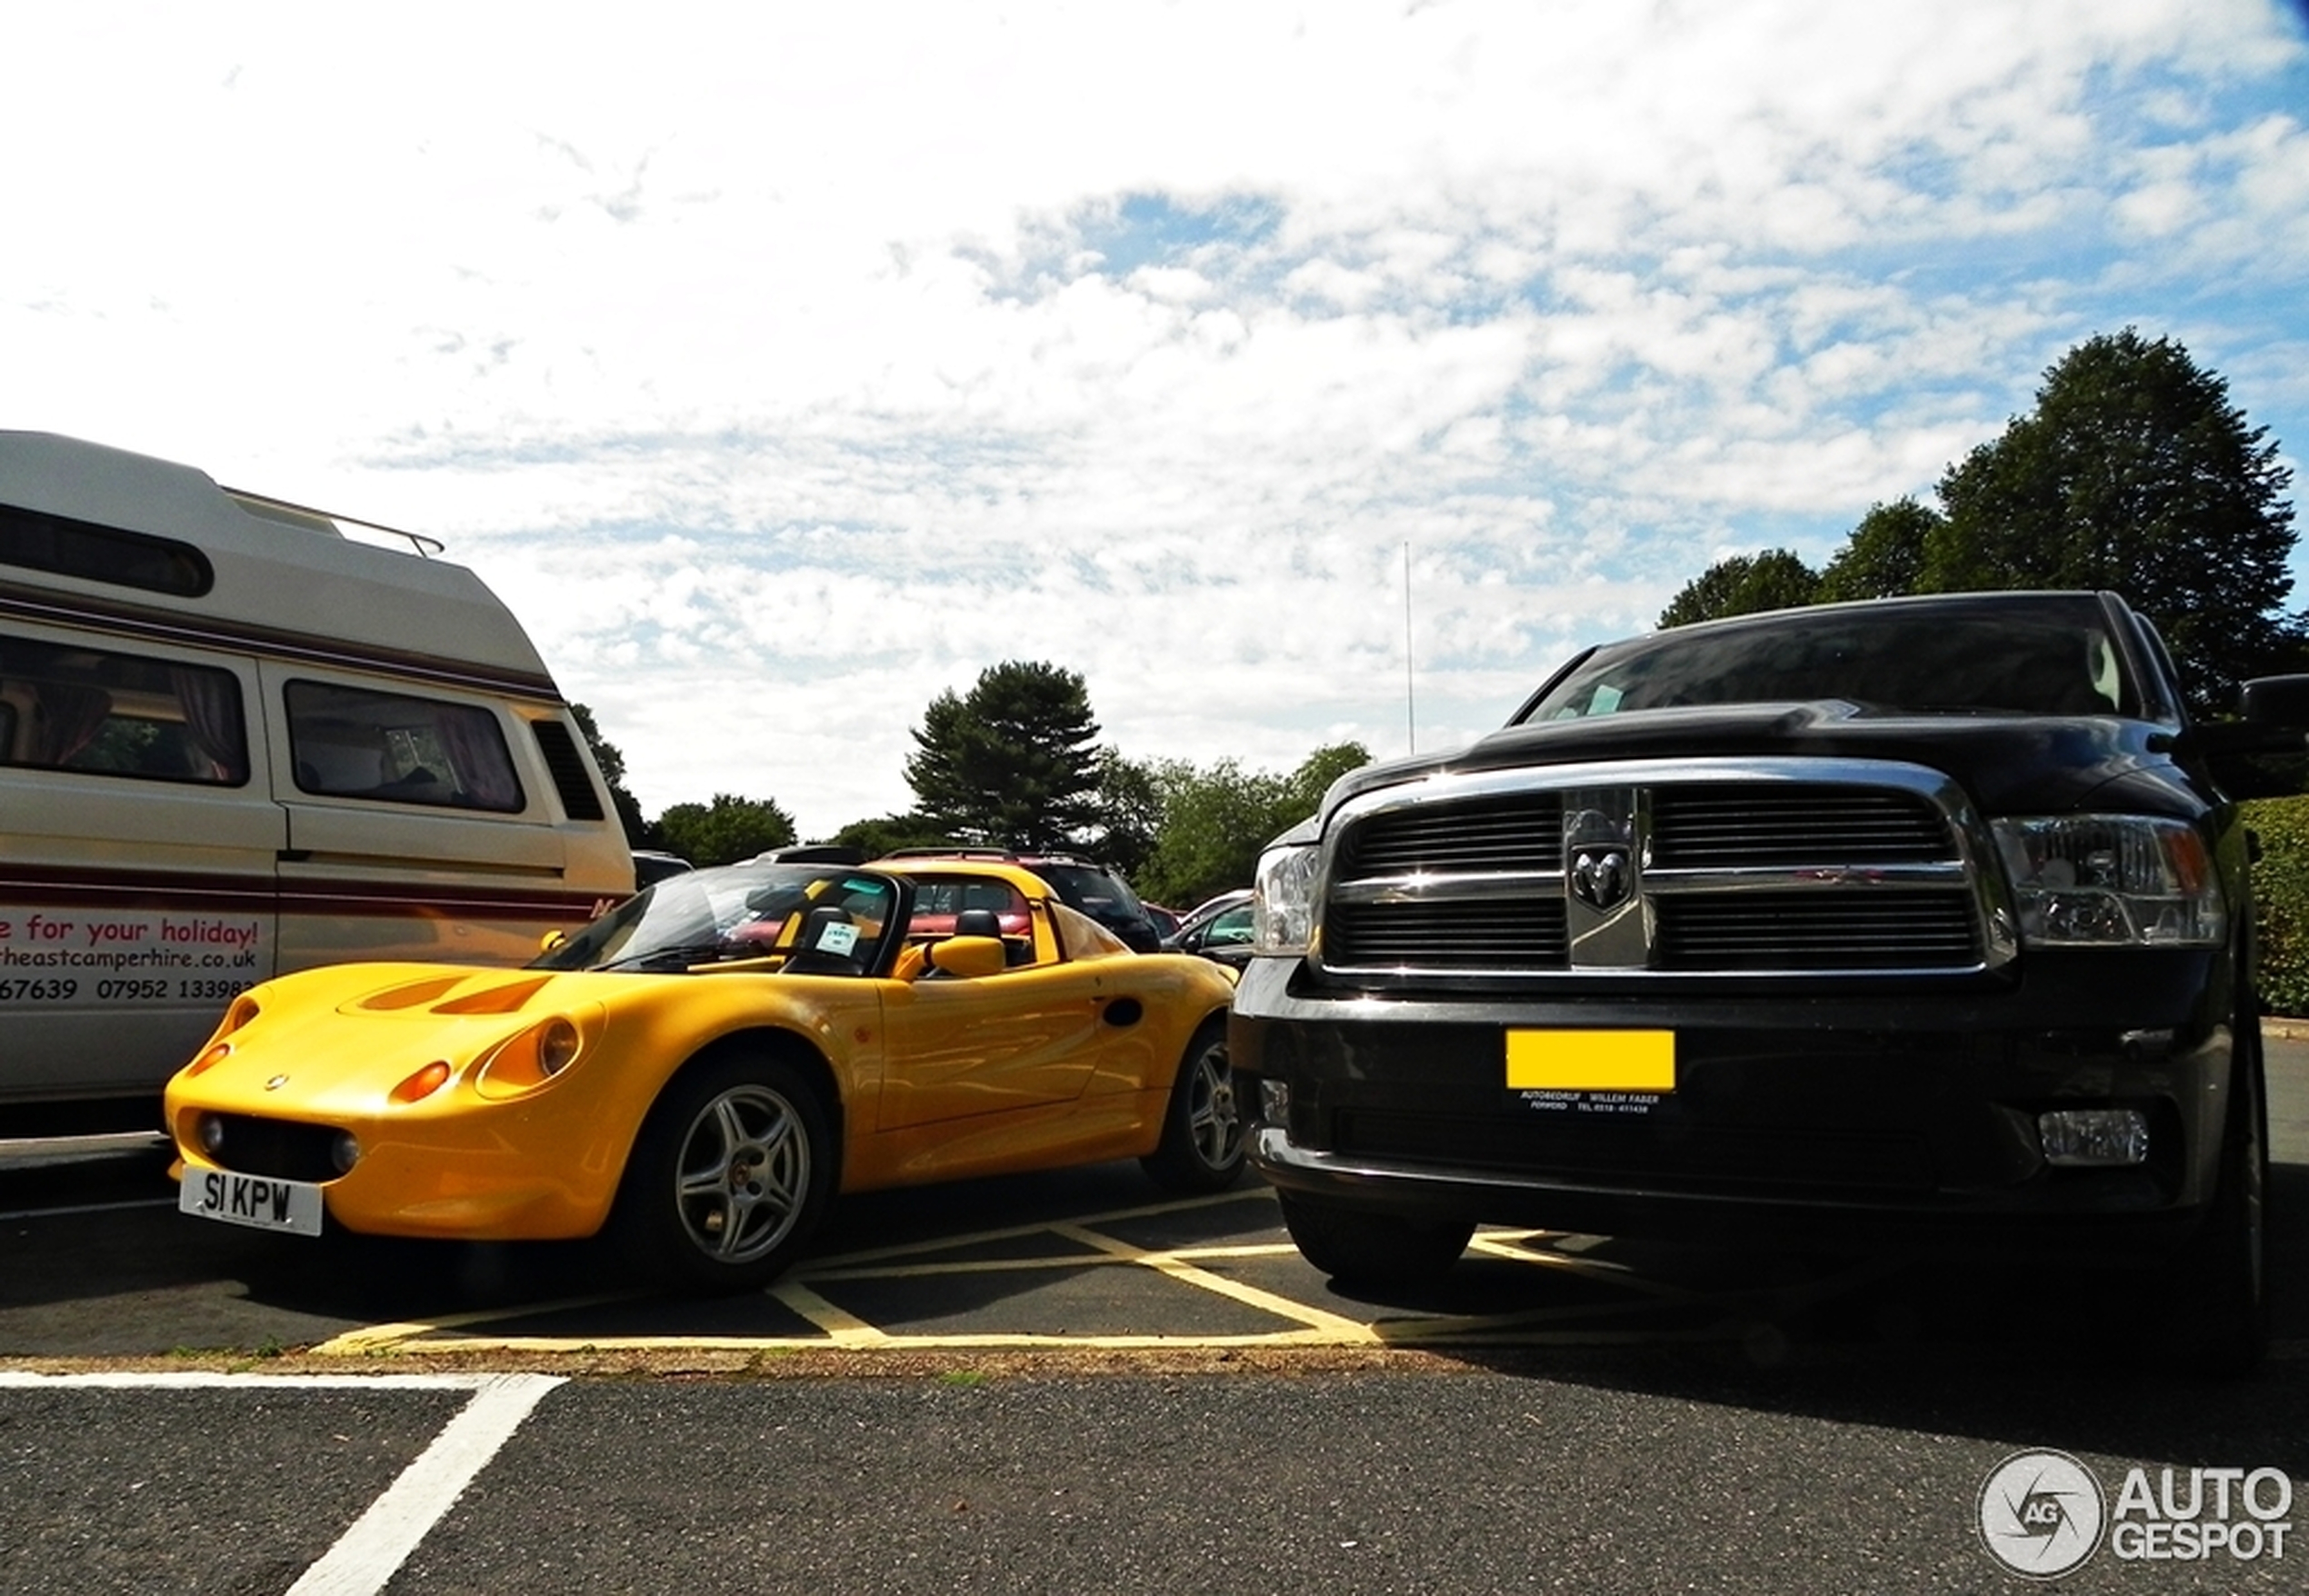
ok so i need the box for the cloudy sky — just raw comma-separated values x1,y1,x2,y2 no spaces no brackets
9,2,2309,837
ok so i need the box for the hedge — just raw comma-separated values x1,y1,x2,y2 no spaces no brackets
2245,795,2309,1016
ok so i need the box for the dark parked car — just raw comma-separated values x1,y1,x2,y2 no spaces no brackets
1164,888,1254,971
1229,590,2309,1372
630,850,694,888
882,849,1164,952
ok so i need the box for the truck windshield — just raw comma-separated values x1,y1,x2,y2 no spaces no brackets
1519,597,2135,723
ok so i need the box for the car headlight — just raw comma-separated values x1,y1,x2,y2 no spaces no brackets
475,1012,595,1098
1992,815,2225,948
1254,843,1320,956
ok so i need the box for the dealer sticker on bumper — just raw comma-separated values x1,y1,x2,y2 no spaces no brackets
178,1169,325,1237
1506,1029,1674,1115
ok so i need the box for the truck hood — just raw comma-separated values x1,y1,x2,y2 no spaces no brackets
1325,702,2191,823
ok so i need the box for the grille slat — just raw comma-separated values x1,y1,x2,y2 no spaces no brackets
1324,771,1984,977
1344,796,1563,875
1328,901,1568,968
1658,895,1975,970
1652,787,1949,866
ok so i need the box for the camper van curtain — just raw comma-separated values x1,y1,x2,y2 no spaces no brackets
440,710,521,811
169,665,249,783
33,683,111,764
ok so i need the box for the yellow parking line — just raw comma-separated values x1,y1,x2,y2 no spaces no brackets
1049,1222,1377,1342
1463,1233,1703,1300
305,1192,1740,1360
768,1278,891,1347
312,1293,638,1357
803,1186,1272,1272
362,1327,1375,1355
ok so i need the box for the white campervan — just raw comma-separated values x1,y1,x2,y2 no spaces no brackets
0,432,635,1107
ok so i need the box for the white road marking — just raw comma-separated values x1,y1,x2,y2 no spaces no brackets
284,1372,563,1596
0,1370,564,1596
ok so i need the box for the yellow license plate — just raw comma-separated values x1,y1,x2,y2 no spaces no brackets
1505,1030,1675,1093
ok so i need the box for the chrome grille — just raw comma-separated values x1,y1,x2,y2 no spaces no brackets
1655,893,1977,971
1328,900,1568,969
1343,794,1563,874
1318,758,2005,980
1651,786,1950,866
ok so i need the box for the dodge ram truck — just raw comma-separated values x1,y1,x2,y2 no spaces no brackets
1230,590,2309,1372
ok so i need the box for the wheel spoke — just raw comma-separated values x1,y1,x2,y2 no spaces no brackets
710,1096,750,1156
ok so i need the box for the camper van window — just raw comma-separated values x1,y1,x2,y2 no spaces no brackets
0,633,249,785
284,680,525,813
0,504,214,597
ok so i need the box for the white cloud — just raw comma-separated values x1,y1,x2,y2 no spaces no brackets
5,1,2308,834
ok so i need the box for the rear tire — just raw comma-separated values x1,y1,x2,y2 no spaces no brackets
1277,1189,1473,1286
616,1054,834,1294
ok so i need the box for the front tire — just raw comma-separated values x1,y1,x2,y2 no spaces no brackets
618,1054,834,1293
2174,1033,2268,1377
1141,1018,1246,1193
1277,1189,1473,1286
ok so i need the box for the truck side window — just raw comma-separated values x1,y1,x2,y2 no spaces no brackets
0,632,248,785
285,680,525,813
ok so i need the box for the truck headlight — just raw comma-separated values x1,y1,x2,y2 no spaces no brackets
1254,843,1320,956
1992,815,2224,948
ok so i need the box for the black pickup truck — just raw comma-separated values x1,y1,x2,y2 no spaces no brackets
1230,590,2309,1372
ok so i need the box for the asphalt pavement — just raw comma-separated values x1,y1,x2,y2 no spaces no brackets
5,1036,2309,1594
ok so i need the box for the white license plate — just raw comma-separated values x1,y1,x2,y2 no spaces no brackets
178,1168,325,1237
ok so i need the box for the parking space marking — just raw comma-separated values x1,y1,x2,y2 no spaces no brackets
770,1277,895,1346
294,1187,1879,1359
1047,1222,1378,1341
285,1373,562,1596
0,1371,564,1596
1464,1230,1706,1298
316,1294,639,1357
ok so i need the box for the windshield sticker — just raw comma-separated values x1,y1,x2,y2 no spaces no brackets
815,922,861,956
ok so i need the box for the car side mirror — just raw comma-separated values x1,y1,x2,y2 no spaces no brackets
2240,673,2309,728
539,929,568,953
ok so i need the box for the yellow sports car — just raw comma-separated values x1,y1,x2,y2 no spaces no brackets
165,858,1243,1291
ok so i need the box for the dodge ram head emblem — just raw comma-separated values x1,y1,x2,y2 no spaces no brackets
1570,846,1631,911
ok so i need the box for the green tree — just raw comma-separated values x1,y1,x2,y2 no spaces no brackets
1281,741,1371,817
570,703,653,848
1927,329,2302,711
654,793,797,866
903,661,1104,849
825,812,952,859
1136,742,1371,908
1087,751,1166,880
1658,549,1821,628
1818,497,1941,603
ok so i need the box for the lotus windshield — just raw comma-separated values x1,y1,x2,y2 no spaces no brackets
1518,595,2138,722
533,862,900,976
